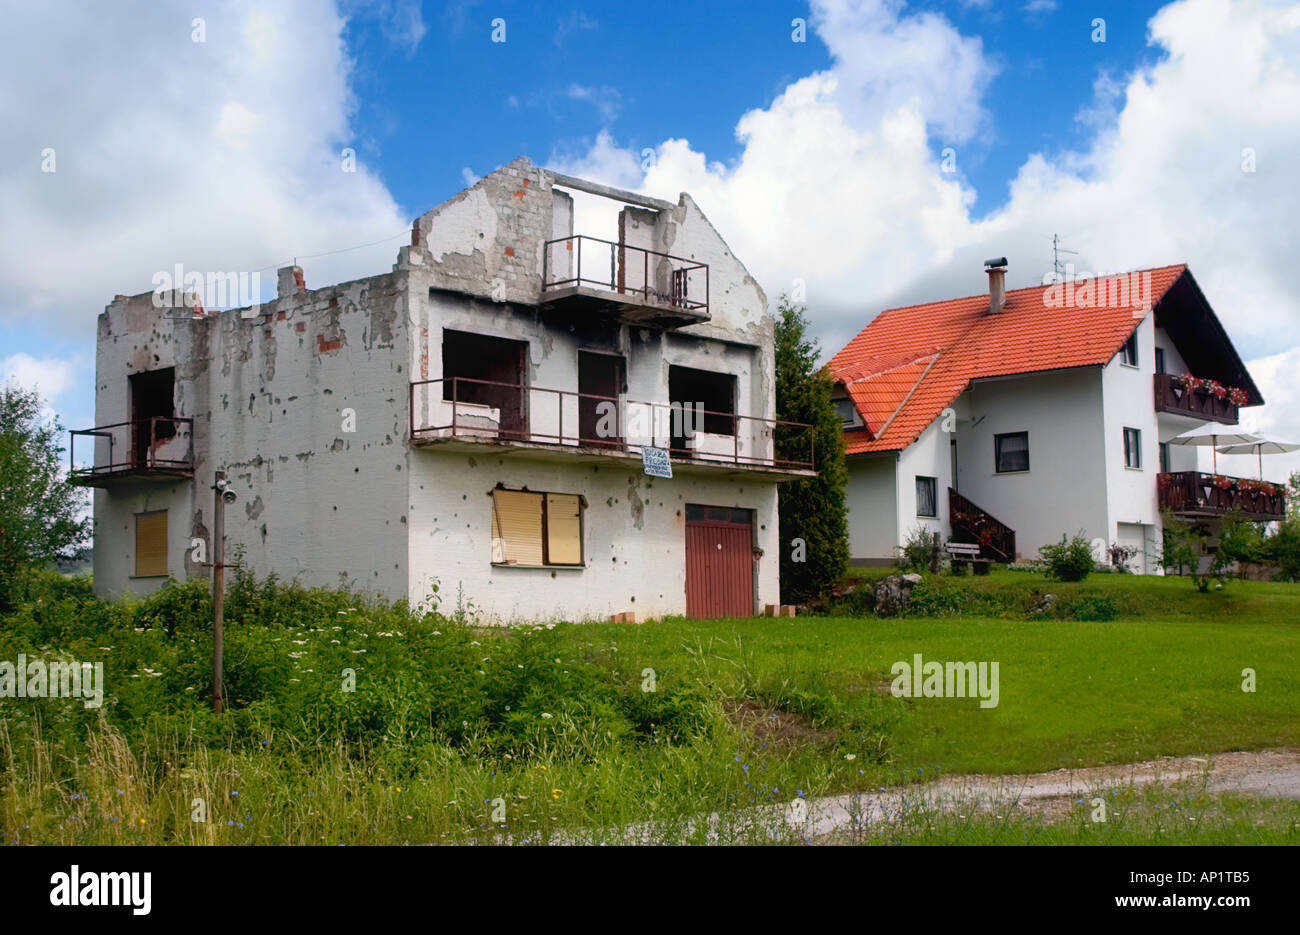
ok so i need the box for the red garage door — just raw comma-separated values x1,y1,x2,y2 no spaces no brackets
685,505,754,619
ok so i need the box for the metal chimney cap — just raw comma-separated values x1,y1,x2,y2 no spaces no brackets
984,257,1008,269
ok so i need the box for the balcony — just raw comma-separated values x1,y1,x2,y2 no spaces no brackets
1157,471,1285,521
408,377,814,477
541,235,709,328
1153,373,1239,424
70,417,195,486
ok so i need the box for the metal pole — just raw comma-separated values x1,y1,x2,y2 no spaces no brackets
212,470,225,713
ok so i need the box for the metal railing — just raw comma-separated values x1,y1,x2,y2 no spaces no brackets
69,417,195,479
409,376,813,471
542,234,709,313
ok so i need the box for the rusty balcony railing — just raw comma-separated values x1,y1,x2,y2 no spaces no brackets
70,417,195,485
409,376,814,472
542,235,708,315
1157,471,1285,520
1153,373,1239,424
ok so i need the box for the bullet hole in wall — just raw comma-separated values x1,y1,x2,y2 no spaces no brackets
400,516,407,524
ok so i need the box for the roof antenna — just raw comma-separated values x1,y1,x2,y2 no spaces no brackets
1051,234,1078,283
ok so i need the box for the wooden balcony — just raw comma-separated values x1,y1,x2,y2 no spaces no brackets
69,417,195,486
1153,373,1239,424
1158,471,1285,520
949,488,1016,562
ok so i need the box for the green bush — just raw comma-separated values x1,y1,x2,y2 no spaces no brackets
1266,518,1300,582
897,526,941,573
1038,533,1095,582
1052,592,1119,621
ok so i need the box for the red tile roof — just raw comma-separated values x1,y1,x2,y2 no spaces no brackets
828,264,1188,454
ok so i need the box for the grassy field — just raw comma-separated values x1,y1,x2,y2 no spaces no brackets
1,568,1297,844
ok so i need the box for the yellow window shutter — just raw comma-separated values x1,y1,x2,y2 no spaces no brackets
491,489,543,565
545,493,583,565
135,511,168,577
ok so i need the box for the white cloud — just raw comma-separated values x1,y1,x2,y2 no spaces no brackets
550,0,1300,467
0,0,410,326
1,353,77,403
565,84,623,123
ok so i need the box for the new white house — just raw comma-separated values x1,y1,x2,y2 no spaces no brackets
71,157,814,622
828,260,1280,572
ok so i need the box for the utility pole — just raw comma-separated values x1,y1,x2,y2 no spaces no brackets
211,471,229,713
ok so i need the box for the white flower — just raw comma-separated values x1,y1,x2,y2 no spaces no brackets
844,754,856,761
540,713,553,719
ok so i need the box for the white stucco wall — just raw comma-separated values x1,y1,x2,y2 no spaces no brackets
845,453,898,562
954,367,1109,560
895,419,952,544
406,452,778,621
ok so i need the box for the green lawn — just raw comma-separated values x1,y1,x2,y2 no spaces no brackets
560,570,1300,775
3,569,1297,844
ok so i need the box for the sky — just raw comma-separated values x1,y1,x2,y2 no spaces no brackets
2,0,1298,480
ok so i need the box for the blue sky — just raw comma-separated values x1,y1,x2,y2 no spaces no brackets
2,0,1298,479
350,0,1167,223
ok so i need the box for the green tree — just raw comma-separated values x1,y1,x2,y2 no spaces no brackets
773,296,848,604
0,383,89,609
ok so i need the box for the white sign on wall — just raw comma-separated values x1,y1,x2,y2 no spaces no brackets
641,446,672,478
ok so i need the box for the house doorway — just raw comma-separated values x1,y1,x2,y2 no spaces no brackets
685,505,754,618
129,367,176,468
578,350,624,447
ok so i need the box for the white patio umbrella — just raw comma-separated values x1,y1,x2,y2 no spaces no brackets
1166,431,1261,473
1214,439,1300,479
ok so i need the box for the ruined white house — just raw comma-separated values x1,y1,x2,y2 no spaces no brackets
72,158,814,621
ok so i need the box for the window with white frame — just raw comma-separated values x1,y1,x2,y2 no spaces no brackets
915,476,938,517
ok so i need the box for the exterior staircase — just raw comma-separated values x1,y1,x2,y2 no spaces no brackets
948,488,1017,563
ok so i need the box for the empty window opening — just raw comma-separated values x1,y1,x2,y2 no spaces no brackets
490,487,584,567
669,365,736,452
442,330,529,439
134,510,168,577
129,367,176,467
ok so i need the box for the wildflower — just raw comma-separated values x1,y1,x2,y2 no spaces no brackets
540,713,552,719
551,789,562,800
844,754,856,761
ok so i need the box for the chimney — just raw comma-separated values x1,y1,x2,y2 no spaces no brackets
985,257,1007,314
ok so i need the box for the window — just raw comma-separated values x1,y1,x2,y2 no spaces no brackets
832,396,861,429
490,488,584,566
1120,332,1138,367
1124,427,1142,469
1159,441,1171,473
994,432,1029,473
442,330,529,438
1154,347,1166,374
915,476,937,517
134,510,168,577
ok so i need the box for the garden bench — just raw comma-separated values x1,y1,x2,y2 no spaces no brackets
945,541,991,576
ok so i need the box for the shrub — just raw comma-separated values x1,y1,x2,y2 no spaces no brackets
1266,517,1300,582
1160,511,1201,577
1038,533,1095,582
898,526,941,573
1053,592,1118,621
